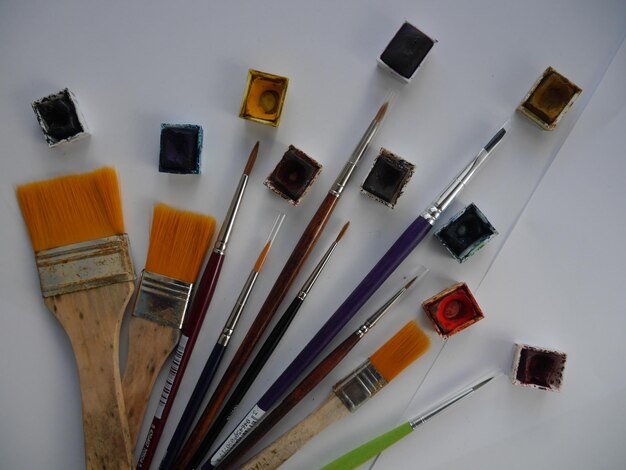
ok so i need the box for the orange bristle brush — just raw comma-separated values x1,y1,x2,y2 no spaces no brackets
122,203,215,448
240,321,430,470
16,167,135,469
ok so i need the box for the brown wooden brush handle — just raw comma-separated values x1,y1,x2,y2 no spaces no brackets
241,394,349,470
122,316,180,448
45,282,134,470
176,193,339,468
213,332,360,470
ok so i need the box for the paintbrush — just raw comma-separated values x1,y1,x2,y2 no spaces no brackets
122,203,216,447
16,167,135,468
201,122,510,468
177,222,350,468
238,321,431,470
159,211,285,468
207,274,428,469
321,373,500,470
174,98,391,469
137,142,260,469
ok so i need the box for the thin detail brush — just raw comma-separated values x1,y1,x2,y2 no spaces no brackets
175,98,392,469
321,373,500,470
202,123,509,469
239,321,431,470
209,272,428,469
181,222,350,466
122,203,215,447
136,142,260,469
16,167,135,468
159,211,285,468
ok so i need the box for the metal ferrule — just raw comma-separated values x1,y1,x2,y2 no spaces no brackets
409,386,474,430
356,285,408,338
329,118,381,197
297,240,339,300
333,360,388,413
420,147,492,225
214,174,249,255
217,270,259,346
132,270,193,329
35,234,135,297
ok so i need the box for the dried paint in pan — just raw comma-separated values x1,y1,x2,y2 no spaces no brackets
239,69,289,127
517,67,582,131
159,124,203,174
361,148,415,208
378,22,436,82
422,282,484,338
31,88,89,147
511,343,566,391
435,203,498,262
264,145,322,205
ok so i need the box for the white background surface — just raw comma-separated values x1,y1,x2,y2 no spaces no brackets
1,1,625,469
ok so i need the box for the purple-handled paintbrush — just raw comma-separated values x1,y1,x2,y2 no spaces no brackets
204,123,510,469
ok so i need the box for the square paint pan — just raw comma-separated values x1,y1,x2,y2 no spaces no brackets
517,67,582,131
31,88,89,147
378,21,436,83
360,148,415,209
511,343,566,392
435,203,498,262
159,124,203,174
422,282,484,338
264,145,322,205
239,69,289,127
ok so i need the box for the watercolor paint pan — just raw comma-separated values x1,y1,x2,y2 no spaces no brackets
361,148,415,208
511,343,567,391
378,21,436,83
422,282,484,338
31,88,89,147
264,145,322,205
239,69,289,127
158,124,203,174
517,66,582,131
435,203,498,262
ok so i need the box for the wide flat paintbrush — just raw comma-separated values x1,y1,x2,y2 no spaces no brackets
180,222,350,467
201,123,509,469
209,274,428,470
174,99,391,469
239,321,431,470
159,212,284,469
16,167,135,469
137,142,260,469
321,373,500,470
122,203,216,447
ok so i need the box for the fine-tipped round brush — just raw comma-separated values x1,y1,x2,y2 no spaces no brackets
203,269,428,469
159,211,284,468
238,321,431,470
122,203,216,447
174,99,391,470
137,142,260,469
180,222,351,468
16,167,135,468
321,373,500,470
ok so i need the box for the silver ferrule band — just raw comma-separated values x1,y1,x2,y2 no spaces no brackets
299,241,339,297
132,270,193,329
218,270,259,346
357,286,408,338
329,119,380,197
420,148,491,224
333,360,388,413
215,174,249,255
36,234,135,298
409,386,474,430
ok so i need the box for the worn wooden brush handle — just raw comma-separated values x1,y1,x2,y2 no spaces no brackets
241,395,349,470
45,281,134,470
122,316,180,447
176,194,339,469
